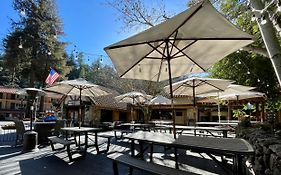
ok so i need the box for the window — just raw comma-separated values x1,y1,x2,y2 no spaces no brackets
176,112,183,116
10,94,16,100
0,93,3,99
10,103,15,109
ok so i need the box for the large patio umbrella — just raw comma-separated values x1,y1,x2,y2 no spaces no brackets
115,91,152,104
115,91,152,121
199,84,257,98
199,84,262,121
17,88,46,131
44,78,110,128
166,77,234,105
164,77,233,122
149,95,171,105
218,91,266,101
104,0,253,138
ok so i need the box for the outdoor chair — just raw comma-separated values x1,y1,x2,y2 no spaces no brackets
14,119,27,147
51,119,66,137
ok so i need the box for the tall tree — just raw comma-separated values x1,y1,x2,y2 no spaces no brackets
2,0,68,88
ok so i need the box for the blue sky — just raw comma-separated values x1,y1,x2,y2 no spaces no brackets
0,0,188,65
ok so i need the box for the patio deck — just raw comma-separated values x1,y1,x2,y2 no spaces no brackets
0,122,252,175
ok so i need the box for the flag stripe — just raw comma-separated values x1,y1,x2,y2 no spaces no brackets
45,68,60,86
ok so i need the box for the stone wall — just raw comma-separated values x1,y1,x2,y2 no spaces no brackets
236,127,281,175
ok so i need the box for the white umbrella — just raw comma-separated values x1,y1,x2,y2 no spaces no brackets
218,91,266,101
104,0,253,138
115,91,152,121
149,95,171,105
115,91,152,104
199,84,257,98
165,77,233,105
44,78,110,127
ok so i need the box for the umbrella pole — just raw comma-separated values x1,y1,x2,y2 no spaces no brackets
167,56,176,139
79,87,82,128
217,92,221,123
193,80,197,123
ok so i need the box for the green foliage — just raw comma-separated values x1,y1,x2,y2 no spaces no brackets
2,0,68,87
233,108,247,120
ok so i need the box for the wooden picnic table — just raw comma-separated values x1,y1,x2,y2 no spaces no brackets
61,127,103,155
159,125,233,138
124,131,254,175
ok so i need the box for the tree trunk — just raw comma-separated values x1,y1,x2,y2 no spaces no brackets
250,0,281,87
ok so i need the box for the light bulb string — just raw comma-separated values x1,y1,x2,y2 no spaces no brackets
235,57,269,87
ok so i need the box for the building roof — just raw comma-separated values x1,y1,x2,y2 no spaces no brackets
0,86,20,94
90,94,127,111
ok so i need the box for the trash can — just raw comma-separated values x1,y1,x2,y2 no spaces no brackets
23,131,38,152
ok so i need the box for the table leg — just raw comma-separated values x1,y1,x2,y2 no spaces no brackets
139,141,143,160
236,155,243,175
95,131,99,154
131,139,135,157
150,143,153,162
223,130,227,138
84,131,88,155
175,147,179,169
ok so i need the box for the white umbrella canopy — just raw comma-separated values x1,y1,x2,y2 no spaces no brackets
149,95,171,105
104,0,253,138
104,0,253,82
165,77,234,105
44,78,110,127
198,84,257,98
44,79,110,97
218,91,266,101
115,91,152,104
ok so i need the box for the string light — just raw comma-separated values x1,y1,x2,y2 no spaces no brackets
238,61,242,64
20,9,25,17
247,70,251,74
257,78,261,82
47,51,51,55
260,15,267,25
251,14,256,21
18,43,23,49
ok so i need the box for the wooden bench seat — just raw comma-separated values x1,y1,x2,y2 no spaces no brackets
107,152,195,175
48,136,73,161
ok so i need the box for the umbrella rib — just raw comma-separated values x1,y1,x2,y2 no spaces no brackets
167,40,206,72
203,81,225,91
167,1,203,39
120,45,158,78
170,40,197,58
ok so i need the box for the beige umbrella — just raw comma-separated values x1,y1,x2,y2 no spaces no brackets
44,78,110,128
115,91,152,104
164,77,232,122
149,95,171,105
199,84,262,122
218,91,266,101
104,0,253,138
115,91,152,121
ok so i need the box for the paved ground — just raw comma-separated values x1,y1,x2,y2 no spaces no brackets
0,121,243,175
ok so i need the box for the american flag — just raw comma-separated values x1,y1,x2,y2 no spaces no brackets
45,68,60,86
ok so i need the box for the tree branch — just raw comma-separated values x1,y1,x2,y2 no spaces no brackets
242,45,269,58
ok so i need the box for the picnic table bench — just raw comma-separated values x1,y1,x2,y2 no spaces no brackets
107,152,195,175
97,133,114,153
48,136,73,161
